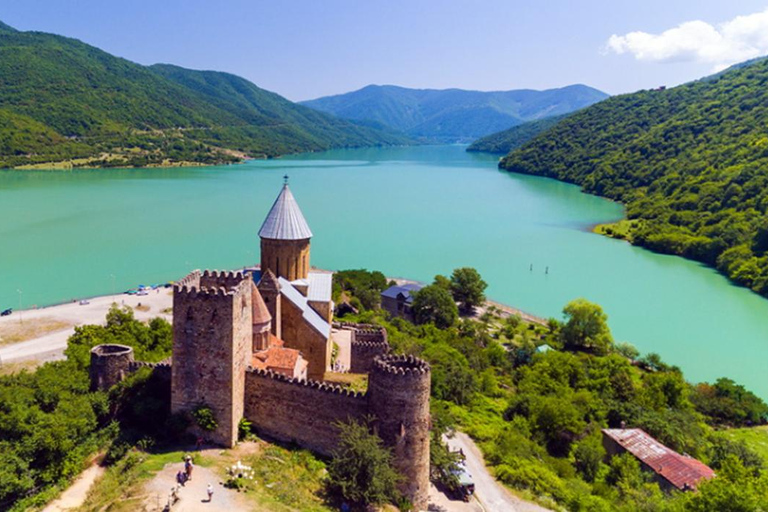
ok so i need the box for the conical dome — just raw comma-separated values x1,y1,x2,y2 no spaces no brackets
258,184,313,240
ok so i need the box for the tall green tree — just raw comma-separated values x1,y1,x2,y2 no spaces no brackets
450,267,488,314
411,284,458,328
326,419,402,508
560,298,613,355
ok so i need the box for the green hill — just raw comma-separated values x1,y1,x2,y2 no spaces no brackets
500,58,768,297
301,84,608,143
466,113,570,153
0,23,410,169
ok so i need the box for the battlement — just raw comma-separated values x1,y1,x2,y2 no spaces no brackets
173,270,251,299
245,367,366,399
89,344,134,391
371,354,430,377
128,360,172,372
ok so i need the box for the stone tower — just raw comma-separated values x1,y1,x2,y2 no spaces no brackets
258,178,312,281
251,282,272,351
368,355,431,511
171,270,253,447
89,344,134,391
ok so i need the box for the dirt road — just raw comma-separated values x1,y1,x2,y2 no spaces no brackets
0,291,172,364
446,432,550,512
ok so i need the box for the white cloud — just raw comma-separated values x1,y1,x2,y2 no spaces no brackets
605,8,768,69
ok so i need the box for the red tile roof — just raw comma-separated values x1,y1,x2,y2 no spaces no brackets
602,428,715,490
252,346,301,373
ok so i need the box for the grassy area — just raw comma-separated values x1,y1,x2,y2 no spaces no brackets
0,359,43,376
721,426,768,464
74,449,213,512
593,219,641,241
322,372,368,393
221,441,333,512
0,317,72,346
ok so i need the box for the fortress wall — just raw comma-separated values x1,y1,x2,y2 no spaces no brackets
349,340,390,374
244,369,368,456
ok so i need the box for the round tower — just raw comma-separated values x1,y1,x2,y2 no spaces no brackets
368,354,431,511
258,178,313,281
89,344,134,391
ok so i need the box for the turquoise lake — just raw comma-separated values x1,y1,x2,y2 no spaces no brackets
1,145,767,397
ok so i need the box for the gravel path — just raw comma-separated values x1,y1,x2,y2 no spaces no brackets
446,433,551,512
42,463,105,512
144,461,248,512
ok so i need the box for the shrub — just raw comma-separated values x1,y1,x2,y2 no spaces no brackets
192,406,217,432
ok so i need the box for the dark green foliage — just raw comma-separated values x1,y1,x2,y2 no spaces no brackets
500,58,768,298
0,305,175,510
326,419,402,508
302,84,607,143
560,299,614,355
192,406,217,432
690,378,768,426
467,113,571,153
411,284,459,328
0,26,409,168
336,270,768,511
449,267,488,314
65,305,172,369
332,269,388,310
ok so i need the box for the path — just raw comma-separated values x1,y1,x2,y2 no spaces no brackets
144,460,249,512
446,432,551,512
0,291,172,364
42,463,105,512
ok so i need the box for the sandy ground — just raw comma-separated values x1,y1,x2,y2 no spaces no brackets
446,433,551,512
144,459,249,512
42,463,105,512
0,290,172,364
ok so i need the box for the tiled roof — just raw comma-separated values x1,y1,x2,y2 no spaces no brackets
258,184,313,240
252,346,302,371
602,429,715,490
251,282,271,324
278,277,331,338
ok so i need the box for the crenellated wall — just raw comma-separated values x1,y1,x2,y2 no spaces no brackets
334,322,390,374
90,344,134,391
243,368,369,455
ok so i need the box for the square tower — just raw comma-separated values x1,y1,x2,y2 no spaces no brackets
171,270,253,447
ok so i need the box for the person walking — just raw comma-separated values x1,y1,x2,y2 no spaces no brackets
206,483,214,502
184,456,194,481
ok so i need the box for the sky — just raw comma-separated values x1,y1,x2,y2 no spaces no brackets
2,1,768,101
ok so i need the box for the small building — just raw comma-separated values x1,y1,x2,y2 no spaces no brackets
381,283,423,321
602,428,715,492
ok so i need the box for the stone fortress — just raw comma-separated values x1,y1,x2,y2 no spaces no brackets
89,178,432,510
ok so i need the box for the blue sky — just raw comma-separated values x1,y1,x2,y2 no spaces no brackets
2,1,768,100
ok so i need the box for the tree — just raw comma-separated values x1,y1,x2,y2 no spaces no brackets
560,299,613,355
411,284,458,328
326,419,402,507
450,267,488,314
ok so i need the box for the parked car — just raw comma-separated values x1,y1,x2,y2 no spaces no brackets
1,308,12,316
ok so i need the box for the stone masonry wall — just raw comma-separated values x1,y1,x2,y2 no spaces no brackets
171,271,252,447
280,295,329,380
260,237,311,281
243,369,369,455
334,322,389,374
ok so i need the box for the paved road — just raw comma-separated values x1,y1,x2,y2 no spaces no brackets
0,291,172,364
446,432,551,512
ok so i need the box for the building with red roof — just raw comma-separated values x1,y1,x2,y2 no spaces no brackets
602,428,715,491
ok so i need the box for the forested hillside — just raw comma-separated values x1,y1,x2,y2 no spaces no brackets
500,58,768,297
0,23,409,169
467,113,569,153
301,84,607,143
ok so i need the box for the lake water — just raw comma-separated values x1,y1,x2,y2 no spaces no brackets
1,145,767,398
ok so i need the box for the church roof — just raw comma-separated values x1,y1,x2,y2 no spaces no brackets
258,184,313,240
251,282,272,324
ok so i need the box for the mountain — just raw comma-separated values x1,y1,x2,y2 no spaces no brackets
466,113,570,153
500,58,768,297
300,84,608,143
0,23,410,169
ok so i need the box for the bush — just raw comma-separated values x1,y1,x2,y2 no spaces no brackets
326,419,402,507
192,406,217,432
